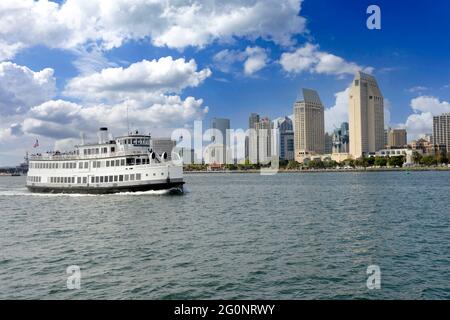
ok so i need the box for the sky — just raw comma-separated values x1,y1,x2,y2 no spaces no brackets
1,0,450,166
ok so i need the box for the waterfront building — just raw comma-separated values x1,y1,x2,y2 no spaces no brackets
348,71,385,158
433,113,450,151
293,88,325,162
248,116,274,164
387,128,407,148
274,116,295,161
375,148,422,165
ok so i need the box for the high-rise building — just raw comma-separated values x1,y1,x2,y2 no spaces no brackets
248,116,273,164
348,71,385,158
208,117,230,164
293,88,325,161
433,113,450,151
332,122,349,153
387,128,407,148
274,116,294,161
249,113,260,130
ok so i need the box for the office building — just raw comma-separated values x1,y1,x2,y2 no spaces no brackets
433,113,450,151
348,71,385,158
387,128,407,148
274,116,295,161
293,88,325,162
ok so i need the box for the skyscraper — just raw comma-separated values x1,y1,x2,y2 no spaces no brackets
348,71,385,158
274,116,294,161
433,113,450,151
248,116,273,164
293,88,325,161
209,117,230,164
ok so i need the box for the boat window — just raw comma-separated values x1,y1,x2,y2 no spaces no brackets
100,176,104,183
114,176,118,182
126,158,134,166
104,176,108,183
106,161,110,167
119,175,123,182
78,162,82,169
115,160,120,166
130,174,135,181
77,177,81,184
132,139,136,145
96,177,99,183
109,176,113,182
125,175,129,181
95,148,99,154
111,147,115,153
136,158,141,165
121,159,125,166
136,174,141,180
110,160,115,167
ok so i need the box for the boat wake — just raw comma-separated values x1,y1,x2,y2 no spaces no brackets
0,187,186,197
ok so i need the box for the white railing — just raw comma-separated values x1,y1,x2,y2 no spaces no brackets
29,150,149,161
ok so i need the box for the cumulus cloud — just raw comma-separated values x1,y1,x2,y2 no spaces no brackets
18,96,208,141
65,57,211,103
279,43,373,76
401,96,450,140
243,47,269,75
213,46,269,75
0,0,306,60
324,87,350,133
0,62,56,115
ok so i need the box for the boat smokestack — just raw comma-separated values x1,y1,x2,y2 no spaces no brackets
98,127,109,144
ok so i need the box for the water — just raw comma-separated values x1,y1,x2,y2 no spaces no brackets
0,172,449,299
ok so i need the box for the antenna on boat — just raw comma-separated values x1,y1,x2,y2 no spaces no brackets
126,103,130,134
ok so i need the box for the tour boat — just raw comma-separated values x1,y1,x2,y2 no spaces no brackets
26,128,184,194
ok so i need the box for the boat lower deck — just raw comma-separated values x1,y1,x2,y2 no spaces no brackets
26,180,184,194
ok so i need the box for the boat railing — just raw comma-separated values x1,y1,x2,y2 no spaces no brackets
29,150,153,161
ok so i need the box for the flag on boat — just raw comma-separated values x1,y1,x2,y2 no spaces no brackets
33,139,39,148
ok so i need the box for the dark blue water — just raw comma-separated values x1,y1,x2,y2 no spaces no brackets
0,172,449,299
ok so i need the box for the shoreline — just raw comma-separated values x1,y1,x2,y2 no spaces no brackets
184,166,450,174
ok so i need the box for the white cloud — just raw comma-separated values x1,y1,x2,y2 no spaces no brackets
65,57,211,103
213,46,268,76
400,96,450,141
324,87,350,133
0,62,56,115
279,43,373,76
243,46,269,75
410,96,450,114
0,0,306,60
407,86,427,93
19,96,208,141
403,112,434,140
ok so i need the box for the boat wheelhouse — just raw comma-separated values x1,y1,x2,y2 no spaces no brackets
26,128,184,194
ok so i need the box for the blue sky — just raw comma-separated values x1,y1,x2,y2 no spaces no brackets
1,0,450,165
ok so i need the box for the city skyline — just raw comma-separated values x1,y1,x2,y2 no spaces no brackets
1,0,450,166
